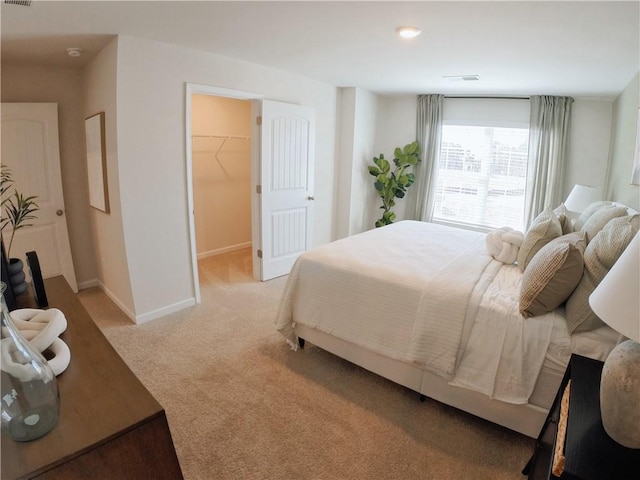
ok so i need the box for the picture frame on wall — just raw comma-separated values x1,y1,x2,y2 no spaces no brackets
85,112,110,213
632,107,640,186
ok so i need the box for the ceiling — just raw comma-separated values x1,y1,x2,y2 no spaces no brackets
2,1,639,98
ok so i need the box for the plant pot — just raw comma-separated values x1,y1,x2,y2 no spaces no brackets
7,258,28,296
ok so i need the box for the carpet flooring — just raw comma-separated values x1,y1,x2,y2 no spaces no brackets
77,248,535,480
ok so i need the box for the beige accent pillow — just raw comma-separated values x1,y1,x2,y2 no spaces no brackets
520,232,587,318
573,201,613,231
558,214,573,235
517,207,563,272
565,215,640,333
580,206,627,242
554,204,573,234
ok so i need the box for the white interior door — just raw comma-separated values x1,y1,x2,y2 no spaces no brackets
259,100,315,280
1,103,78,292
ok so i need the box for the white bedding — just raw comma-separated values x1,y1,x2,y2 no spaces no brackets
275,222,495,377
450,264,556,404
275,220,618,406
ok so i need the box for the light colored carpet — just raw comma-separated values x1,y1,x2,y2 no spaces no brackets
77,248,534,480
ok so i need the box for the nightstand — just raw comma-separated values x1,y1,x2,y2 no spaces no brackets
523,354,640,479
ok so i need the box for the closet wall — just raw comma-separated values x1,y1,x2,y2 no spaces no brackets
191,94,252,257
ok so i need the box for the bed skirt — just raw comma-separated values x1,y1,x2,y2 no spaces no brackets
295,324,553,438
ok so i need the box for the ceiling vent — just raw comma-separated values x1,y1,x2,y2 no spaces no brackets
443,75,480,82
4,0,32,5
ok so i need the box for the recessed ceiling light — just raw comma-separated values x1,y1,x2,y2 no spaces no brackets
66,47,84,57
395,26,421,39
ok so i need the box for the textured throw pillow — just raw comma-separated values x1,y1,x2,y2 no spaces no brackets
580,206,627,242
565,215,640,333
573,201,613,231
520,231,587,318
558,214,574,235
517,207,563,272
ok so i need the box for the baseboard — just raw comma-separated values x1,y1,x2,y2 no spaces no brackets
90,280,195,325
97,281,137,323
77,278,100,290
197,242,252,259
134,297,196,324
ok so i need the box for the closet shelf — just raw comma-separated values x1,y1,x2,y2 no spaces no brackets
192,134,251,161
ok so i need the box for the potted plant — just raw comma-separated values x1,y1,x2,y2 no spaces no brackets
1,165,39,296
368,141,421,227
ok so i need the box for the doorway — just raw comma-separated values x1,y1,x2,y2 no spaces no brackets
185,84,262,304
186,84,316,304
191,94,252,259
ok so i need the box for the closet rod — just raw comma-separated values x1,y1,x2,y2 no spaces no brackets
443,95,529,100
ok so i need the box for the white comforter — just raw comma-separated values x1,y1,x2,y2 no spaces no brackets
275,220,555,403
276,221,490,374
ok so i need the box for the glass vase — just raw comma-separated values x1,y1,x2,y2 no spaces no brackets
1,282,60,441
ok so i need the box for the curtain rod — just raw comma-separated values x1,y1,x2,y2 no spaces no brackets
443,96,530,100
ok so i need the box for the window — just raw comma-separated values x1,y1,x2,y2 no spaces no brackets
432,99,530,231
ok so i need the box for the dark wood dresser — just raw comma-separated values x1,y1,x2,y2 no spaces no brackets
1,276,183,479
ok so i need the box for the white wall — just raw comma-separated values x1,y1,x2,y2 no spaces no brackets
192,94,252,256
350,89,379,233
113,35,337,322
335,88,356,239
607,72,640,210
83,38,137,317
565,99,613,195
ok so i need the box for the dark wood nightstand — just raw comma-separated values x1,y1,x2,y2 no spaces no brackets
523,354,640,479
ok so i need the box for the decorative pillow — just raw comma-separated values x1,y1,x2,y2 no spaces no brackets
553,203,567,216
558,214,573,235
573,201,613,231
520,231,587,318
580,206,627,242
517,207,563,272
554,203,573,234
565,215,640,333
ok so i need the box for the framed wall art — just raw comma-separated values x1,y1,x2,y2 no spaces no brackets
85,112,110,213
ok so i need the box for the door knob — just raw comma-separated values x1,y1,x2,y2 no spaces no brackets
307,196,315,201
56,209,64,216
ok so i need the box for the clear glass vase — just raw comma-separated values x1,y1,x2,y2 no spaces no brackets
1,282,60,441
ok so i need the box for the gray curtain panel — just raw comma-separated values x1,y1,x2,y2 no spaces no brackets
412,94,444,221
524,95,574,228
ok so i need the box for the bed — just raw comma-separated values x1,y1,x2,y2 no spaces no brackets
275,202,639,438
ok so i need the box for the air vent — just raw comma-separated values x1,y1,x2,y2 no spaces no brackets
443,75,480,82
4,0,32,6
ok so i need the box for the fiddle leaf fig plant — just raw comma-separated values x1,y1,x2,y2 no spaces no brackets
368,140,421,227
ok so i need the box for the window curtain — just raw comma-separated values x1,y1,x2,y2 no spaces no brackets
524,95,574,228
411,94,443,221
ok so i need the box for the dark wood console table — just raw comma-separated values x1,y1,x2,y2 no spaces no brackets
1,276,183,479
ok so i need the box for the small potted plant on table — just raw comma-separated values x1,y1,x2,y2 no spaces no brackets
1,165,39,296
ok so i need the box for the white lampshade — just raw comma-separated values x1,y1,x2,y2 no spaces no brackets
564,184,602,214
589,233,640,342
589,233,640,448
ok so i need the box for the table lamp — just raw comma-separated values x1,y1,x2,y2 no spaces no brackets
564,184,602,214
589,232,640,448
